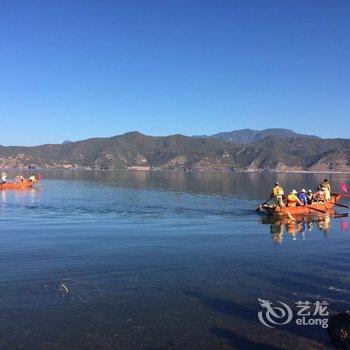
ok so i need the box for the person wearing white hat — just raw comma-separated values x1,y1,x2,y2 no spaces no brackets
1,172,7,184
298,189,308,205
286,189,303,207
29,174,37,182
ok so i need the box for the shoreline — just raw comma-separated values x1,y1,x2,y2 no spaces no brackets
1,167,350,175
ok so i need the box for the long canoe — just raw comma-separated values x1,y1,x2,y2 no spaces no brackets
0,180,37,190
258,194,342,218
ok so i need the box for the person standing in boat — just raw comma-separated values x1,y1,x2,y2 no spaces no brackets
321,179,331,201
322,186,331,201
1,172,7,184
322,179,331,192
270,182,284,207
286,190,303,207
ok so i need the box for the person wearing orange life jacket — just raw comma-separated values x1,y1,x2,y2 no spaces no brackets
270,182,285,207
286,190,303,207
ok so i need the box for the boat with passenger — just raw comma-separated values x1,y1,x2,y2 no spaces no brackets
258,194,341,218
0,173,40,190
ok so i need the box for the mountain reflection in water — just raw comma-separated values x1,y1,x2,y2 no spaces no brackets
0,170,349,349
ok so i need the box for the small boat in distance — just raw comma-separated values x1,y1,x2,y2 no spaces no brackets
0,177,40,190
258,194,342,218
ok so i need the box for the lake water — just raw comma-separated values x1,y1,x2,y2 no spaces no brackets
0,170,349,349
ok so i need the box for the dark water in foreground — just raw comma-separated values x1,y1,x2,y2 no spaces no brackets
0,170,349,350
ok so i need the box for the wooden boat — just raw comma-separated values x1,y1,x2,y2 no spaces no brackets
0,180,37,190
258,194,342,218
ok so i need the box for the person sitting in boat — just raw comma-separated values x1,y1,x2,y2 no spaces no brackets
15,176,21,183
313,186,325,203
270,182,284,207
29,174,36,182
286,190,303,207
306,189,314,204
298,189,308,205
19,175,25,183
1,172,8,184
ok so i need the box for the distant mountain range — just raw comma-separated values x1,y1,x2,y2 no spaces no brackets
0,129,349,172
195,128,320,144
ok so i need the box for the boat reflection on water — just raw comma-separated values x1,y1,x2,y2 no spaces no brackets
260,213,349,244
0,186,41,205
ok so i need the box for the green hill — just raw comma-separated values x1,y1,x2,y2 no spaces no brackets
1,131,349,172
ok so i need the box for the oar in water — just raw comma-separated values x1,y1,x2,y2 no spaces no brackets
283,206,296,221
308,206,327,214
332,213,348,219
333,202,349,209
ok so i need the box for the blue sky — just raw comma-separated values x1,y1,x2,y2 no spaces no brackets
0,0,349,145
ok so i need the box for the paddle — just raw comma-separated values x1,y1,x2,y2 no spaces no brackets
333,202,349,209
308,206,327,214
283,205,296,221
333,213,348,219
261,197,272,206
256,197,272,211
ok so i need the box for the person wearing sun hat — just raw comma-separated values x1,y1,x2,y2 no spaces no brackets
298,189,308,205
286,189,303,207
1,172,7,184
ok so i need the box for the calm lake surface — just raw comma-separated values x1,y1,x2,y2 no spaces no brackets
0,170,349,349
